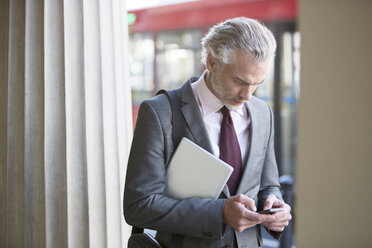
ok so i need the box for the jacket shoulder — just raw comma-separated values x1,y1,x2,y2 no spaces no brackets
249,95,271,112
138,89,183,124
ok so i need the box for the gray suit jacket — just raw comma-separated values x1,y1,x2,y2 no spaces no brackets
124,78,282,248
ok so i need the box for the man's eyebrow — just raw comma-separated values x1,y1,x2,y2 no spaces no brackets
233,76,265,85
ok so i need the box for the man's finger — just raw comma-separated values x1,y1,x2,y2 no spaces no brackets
265,221,289,230
274,210,292,221
236,194,257,211
272,201,283,208
263,194,277,210
259,213,277,223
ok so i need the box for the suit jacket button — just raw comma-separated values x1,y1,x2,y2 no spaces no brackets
202,231,212,237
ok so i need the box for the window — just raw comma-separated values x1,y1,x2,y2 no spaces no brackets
129,32,155,104
156,29,202,90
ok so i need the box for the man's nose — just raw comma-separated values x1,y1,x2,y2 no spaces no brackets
241,93,252,101
240,86,255,101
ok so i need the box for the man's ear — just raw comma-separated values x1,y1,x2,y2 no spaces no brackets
206,53,217,72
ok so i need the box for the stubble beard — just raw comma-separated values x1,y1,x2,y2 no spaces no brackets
211,70,244,111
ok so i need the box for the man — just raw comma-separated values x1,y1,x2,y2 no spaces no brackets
124,17,291,247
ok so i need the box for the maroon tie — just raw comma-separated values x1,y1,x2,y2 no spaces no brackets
219,106,242,195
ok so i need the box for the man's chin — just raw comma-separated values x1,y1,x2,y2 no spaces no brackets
226,102,245,111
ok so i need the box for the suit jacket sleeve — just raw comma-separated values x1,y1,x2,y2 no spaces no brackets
124,98,226,239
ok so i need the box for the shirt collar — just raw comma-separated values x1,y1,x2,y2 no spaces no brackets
193,70,247,118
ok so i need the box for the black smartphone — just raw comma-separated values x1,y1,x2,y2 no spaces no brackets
259,208,285,214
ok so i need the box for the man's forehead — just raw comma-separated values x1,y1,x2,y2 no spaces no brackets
225,56,269,73
233,75,265,86
229,49,259,63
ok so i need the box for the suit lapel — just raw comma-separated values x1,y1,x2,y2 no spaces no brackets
179,81,230,197
179,81,214,154
236,101,256,195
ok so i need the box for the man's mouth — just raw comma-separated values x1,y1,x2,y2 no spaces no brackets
233,99,245,105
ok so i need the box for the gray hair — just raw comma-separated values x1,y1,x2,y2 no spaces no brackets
201,17,276,66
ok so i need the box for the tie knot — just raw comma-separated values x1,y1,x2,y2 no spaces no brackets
220,106,230,117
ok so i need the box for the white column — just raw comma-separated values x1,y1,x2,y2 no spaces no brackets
24,0,46,246
0,0,132,247
64,0,90,246
45,0,68,247
83,0,108,247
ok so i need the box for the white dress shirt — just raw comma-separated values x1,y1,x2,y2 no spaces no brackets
191,71,251,165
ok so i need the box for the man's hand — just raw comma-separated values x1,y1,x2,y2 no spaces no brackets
223,194,276,232
261,194,292,232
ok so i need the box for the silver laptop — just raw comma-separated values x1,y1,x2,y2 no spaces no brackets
166,137,233,199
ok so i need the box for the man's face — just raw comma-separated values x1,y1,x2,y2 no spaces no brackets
207,50,270,109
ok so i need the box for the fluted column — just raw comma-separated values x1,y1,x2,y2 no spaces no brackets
0,0,133,247
44,1,68,247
